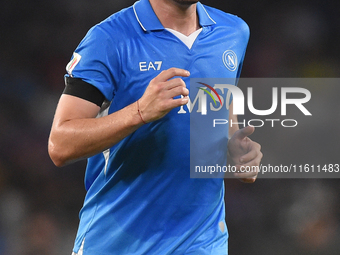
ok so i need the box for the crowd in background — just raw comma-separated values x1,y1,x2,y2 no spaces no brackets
0,0,339,254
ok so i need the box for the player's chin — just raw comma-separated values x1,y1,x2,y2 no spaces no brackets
173,0,199,5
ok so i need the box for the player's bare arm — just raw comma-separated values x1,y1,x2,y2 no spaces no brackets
48,67,189,167
228,100,263,183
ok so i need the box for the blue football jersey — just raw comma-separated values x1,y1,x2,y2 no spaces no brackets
66,0,249,254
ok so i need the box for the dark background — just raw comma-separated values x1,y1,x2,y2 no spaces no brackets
1,0,339,254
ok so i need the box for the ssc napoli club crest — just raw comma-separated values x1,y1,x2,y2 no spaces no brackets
222,50,238,71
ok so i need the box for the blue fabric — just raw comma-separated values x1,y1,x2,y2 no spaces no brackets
67,0,249,254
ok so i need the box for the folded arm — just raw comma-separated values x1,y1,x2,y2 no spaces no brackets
48,68,190,167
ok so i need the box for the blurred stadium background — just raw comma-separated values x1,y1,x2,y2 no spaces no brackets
0,0,339,254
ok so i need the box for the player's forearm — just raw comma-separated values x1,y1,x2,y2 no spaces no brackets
48,102,143,167
49,68,189,167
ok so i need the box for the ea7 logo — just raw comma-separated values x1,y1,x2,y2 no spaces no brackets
139,61,162,71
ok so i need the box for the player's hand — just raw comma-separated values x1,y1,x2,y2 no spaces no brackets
138,68,190,123
228,126,263,183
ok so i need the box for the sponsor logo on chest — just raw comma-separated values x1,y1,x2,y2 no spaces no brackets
139,61,163,71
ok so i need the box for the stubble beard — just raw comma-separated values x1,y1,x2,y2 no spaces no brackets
171,0,199,5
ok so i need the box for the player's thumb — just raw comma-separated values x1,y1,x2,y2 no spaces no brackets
236,125,255,140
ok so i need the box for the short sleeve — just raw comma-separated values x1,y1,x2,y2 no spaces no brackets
236,19,250,83
65,25,120,102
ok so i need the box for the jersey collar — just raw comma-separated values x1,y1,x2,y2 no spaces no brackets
133,0,216,32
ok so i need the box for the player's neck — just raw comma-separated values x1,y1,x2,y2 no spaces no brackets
149,0,200,36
